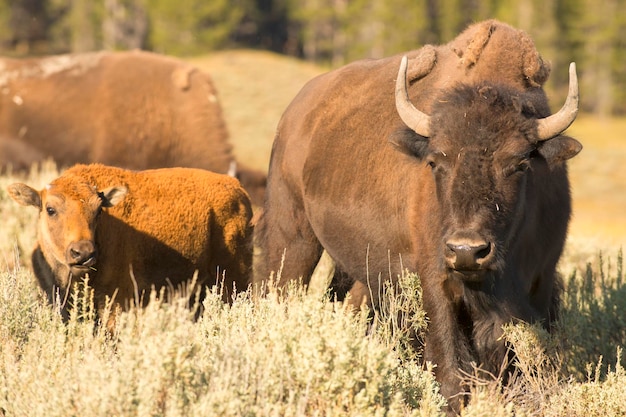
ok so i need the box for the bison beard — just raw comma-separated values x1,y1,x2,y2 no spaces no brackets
256,20,580,414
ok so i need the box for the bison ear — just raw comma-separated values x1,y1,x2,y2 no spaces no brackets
7,183,41,208
389,129,430,159
537,136,582,164
100,186,128,208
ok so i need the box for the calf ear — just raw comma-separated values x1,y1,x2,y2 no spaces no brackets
100,186,128,208
537,135,582,164
7,183,41,208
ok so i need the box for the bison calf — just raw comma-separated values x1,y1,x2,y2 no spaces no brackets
8,163,253,322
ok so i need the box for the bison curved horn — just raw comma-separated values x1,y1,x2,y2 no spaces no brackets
536,62,579,140
395,56,431,137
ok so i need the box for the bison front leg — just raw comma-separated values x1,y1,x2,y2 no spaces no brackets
254,189,324,289
422,277,474,414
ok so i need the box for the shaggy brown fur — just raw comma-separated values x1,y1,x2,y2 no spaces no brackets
0,50,265,206
255,20,580,413
8,163,253,322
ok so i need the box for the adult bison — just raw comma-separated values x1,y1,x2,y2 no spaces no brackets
256,20,581,411
8,163,253,323
0,50,265,205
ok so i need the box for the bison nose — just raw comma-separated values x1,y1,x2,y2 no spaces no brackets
67,240,97,267
445,236,493,271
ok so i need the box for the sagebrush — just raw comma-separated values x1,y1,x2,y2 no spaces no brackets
0,164,625,416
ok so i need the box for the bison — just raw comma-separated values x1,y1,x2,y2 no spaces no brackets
255,20,581,412
8,163,253,323
0,50,265,206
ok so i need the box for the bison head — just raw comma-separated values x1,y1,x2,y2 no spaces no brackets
393,56,581,284
8,176,127,286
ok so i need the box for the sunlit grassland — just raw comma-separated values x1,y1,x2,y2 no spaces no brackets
0,51,624,415
567,116,626,250
187,50,326,173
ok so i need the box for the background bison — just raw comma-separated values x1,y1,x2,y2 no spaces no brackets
256,20,581,412
0,50,265,206
8,163,253,322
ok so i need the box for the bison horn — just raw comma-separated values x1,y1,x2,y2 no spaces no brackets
536,62,579,140
395,55,431,137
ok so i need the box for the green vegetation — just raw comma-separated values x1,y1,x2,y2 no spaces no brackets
1,1,626,115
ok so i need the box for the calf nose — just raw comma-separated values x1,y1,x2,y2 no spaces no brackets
66,240,97,267
445,236,493,271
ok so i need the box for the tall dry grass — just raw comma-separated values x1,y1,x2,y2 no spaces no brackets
0,266,447,416
0,163,625,416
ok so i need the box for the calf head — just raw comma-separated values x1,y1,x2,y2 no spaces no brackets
393,56,581,284
8,175,127,287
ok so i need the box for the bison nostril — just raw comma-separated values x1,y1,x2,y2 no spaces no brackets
446,240,492,270
474,242,491,261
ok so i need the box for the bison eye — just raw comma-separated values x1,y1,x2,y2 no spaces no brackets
427,152,448,171
45,206,56,216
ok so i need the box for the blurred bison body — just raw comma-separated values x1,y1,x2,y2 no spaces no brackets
0,50,265,205
8,163,253,320
256,20,581,410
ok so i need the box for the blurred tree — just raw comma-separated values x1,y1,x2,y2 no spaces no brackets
612,0,626,114
578,0,625,116
285,0,430,65
350,0,429,61
9,0,49,52
254,0,297,54
0,0,64,54
145,0,255,55
0,0,624,115
103,0,148,50
69,0,96,51
430,0,467,42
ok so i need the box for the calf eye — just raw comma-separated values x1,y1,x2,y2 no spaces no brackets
45,206,56,216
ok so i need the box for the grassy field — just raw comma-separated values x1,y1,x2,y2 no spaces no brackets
566,116,626,248
0,50,625,416
187,50,326,172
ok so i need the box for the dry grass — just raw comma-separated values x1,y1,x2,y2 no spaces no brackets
0,266,447,416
